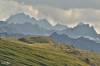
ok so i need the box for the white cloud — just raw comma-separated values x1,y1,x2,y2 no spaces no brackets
16,0,100,9
0,0,18,20
0,0,39,20
19,5,39,18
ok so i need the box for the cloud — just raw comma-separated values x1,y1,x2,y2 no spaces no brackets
19,5,39,18
0,0,18,20
16,0,100,9
34,6,100,25
0,0,39,20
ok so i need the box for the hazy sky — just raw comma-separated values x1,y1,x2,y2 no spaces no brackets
0,0,100,33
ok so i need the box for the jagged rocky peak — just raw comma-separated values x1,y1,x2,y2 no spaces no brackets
6,12,37,24
77,22,90,27
7,12,30,20
76,22,96,32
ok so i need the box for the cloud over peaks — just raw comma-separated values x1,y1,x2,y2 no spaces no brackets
0,0,39,20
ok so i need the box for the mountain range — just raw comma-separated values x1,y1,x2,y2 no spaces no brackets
0,13,67,36
0,13,100,41
50,32,100,52
0,13,100,52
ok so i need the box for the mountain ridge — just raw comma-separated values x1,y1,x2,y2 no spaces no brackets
50,32,100,52
0,13,100,53
0,13,99,40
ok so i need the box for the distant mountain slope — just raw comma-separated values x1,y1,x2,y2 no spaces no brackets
0,38,100,66
9,23,51,35
50,32,100,52
62,23,97,37
60,23,100,43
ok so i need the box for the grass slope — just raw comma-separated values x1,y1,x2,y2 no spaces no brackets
0,37,100,66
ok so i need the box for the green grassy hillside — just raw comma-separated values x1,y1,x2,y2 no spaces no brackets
0,37,100,66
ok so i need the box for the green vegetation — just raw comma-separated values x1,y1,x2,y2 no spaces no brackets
0,37,100,66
